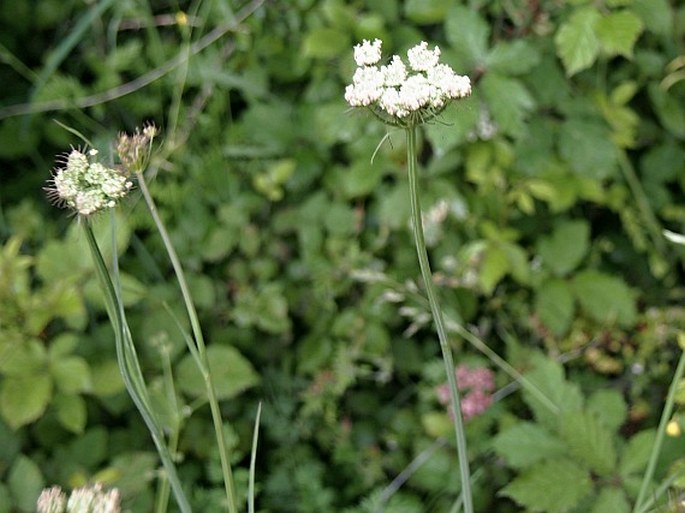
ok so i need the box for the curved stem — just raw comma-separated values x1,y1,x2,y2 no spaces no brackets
405,125,474,513
137,173,238,513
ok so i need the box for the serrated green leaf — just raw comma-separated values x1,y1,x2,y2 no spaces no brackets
587,389,628,432
590,487,630,513
501,458,592,513
7,455,44,512
558,119,618,178
619,429,656,475
50,356,91,394
596,10,644,58
0,375,52,429
535,278,575,336
302,28,349,59
54,393,87,434
176,345,259,401
522,354,584,429
573,270,637,327
486,40,541,75
492,422,566,468
481,73,535,137
445,5,490,67
537,220,590,276
559,409,617,475
554,8,601,75
0,339,46,377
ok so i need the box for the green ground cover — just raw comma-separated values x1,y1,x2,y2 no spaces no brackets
1,0,684,512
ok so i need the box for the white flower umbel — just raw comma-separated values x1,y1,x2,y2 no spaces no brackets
345,40,471,128
47,148,133,216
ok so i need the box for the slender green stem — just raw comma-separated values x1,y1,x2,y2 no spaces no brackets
82,219,192,513
633,334,685,513
405,125,474,513
136,172,238,513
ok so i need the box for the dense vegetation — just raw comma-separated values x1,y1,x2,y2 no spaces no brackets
1,0,684,512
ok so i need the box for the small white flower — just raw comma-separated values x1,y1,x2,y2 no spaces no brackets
353,39,382,66
344,66,385,106
398,74,432,112
380,88,409,118
37,487,67,513
407,41,441,72
381,56,407,87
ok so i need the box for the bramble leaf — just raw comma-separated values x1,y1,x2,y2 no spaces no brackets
596,10,644,58
555,8,601,75
501,458,592,513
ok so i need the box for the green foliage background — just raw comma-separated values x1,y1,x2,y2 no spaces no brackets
0,0,684,512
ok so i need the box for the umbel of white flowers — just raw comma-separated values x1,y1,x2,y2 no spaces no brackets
37,484,121,513
46,148,133,216
344,39,472,126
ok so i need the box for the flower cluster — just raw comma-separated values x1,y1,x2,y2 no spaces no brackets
116,123,158,174
436,365,495,421
47,148,133,216
344,39,471,125
37,484,121,513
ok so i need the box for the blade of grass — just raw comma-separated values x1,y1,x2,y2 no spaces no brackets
633,333,685,513
83,217,192,513
248,402,262,513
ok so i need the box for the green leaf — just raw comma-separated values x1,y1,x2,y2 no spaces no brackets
479,243,509,294
573,270,637,327
522,354,584,429
537,220,590,276
0,338,46,377
619,429,656,475
535,278,575,336
596,10,644,58
586,389,628,432
176,345,259,401
50,356,91,394
486,40,541,75
501,458,592,513
558,119,618,178
559,409,617,475
444,5,490,67
492,422,566,468
54,393,87,434
554,8,601,76
424,96,479,157
90,359,125,397
404,0,452,24
648,83,685,138
590,487,630,513
0,374,52,429
302,28,349,59
632,0,673,37
7,455,44,512
481,73,535,137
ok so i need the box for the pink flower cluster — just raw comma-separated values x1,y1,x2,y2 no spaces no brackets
436,365,495,421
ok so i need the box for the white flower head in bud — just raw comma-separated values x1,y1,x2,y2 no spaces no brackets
353,39,382,66
46,148,133,216
344,40,472,126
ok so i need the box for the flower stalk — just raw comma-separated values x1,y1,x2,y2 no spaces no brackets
406,124,474,513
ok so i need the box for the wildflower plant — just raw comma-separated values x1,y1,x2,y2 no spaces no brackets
44,125,260,513
37,484,121,513
345,39,475,512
